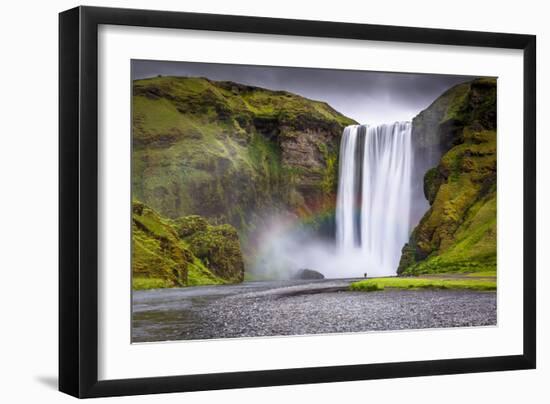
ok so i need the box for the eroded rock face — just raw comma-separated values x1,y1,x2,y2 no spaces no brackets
279,128,341,209
398,78,497,275
280,130,326,172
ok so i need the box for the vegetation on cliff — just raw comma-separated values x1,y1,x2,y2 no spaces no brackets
132,200,244,289
174,215,245,282
398,78,497,275
132,76,358,282
132,76,356,238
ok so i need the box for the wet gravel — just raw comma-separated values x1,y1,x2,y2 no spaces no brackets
132,279,496,342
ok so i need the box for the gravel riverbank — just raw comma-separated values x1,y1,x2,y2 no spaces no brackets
132,278,496,342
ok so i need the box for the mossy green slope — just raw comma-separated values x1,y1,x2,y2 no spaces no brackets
398,78,497,275
173,215,244,283
132,76,357,238
132,200,244,289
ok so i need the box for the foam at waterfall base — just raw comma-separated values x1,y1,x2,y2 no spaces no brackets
251,216,401,280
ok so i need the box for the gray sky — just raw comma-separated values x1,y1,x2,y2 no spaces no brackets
132,59,478,124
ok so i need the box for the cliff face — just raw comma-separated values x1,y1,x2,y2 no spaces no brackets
132,76,356,237
398,78,497,275
132,201,244,289
409,82,470,226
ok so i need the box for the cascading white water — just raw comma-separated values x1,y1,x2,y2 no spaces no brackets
335,125,360,249
336,122,413,276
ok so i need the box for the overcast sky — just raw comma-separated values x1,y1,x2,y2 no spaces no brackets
132,59,478,124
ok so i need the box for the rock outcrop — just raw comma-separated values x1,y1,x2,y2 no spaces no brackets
293,268,325,280
132,200,244,289
174,215,244,282
398,78,497,275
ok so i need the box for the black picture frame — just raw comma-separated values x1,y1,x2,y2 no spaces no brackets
59,5,536,398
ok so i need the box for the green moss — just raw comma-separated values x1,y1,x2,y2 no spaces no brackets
187,257,227,286
398,78,497,276
423,167,443,204
132,200,244,289
173,215,208,238
400,146,496,275
351,282,382,292
132,75,356,236
317,142,339,195
132,277,173,290
442,85,470,123
133,96,197,146
186,224,245,282
350,277,496,292
237,86,356,129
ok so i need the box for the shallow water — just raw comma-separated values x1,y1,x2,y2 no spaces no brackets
132,279,496,343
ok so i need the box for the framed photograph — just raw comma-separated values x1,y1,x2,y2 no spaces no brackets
59,6,536,398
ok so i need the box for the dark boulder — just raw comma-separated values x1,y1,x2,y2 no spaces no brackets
294,268,325,280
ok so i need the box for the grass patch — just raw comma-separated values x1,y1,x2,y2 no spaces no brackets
132,277,172,290
350,276,496,292
187,258,227,286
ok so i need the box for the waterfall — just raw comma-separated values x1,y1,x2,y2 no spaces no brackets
335,122,413,276
335,126,360,249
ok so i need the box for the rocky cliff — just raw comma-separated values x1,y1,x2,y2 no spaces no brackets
132,200,244,289
132,76,356,239
398,78,497,275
